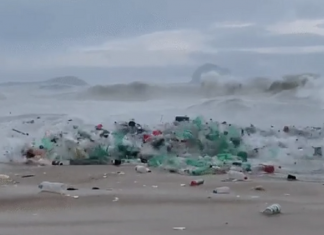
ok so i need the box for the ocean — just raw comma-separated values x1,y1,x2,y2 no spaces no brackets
1,73,324,178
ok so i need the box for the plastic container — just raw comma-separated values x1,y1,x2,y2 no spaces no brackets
38,181,67,194
213,186,230,194
135,165,151,173
260,164,275,174
262,204,281,215
190,179,204,186
227,170,248,181
52,160,71,166
230,165,243,172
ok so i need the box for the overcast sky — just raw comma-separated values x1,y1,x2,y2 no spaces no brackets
1,0,324,82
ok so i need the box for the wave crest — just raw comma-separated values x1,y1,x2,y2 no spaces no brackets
74,73,322,101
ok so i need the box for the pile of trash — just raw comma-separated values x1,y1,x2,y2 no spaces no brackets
9,115,324,176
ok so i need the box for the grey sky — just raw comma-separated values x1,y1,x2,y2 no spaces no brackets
1,0,324,81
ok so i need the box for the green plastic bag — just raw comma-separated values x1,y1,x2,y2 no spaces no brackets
89,146,108,159
41,137,53,150
192,116,203,130
237,151,248,162
217,153,235,162
148,155,167,167
227,126,241,139
189,166,213,176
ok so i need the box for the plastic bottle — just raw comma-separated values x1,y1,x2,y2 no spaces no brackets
135,165,151,173
262,204,281,215
227,170,248,181
190,179,204,186
213,186,230,194
230,165,242,172
38,181,67,194
260,164,275,174
251,164,275,174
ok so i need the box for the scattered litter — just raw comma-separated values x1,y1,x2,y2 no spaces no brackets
12,128,28,136
227,170,248,181
152,185,158,188
72,195,79,199
180,184,186,187
287,174,297,181
135,165,151,173
173,227,186,230
213,186,230,194
92,187,100,190
254,185,265,191
6,115,322,186
0,174,10,179
38,181,67,194
262,204,281,215
21,174,35,178
67,187,78,191
113,197,119,202
190,179,204,186
258,164,275,174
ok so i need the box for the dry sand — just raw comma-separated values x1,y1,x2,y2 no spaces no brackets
0,165,324,235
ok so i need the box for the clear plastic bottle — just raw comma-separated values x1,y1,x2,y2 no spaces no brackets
262,204,281,215
230,165,243,172
38,181,67,194
227,170,248,181
213,186,230,194
135,165,151,173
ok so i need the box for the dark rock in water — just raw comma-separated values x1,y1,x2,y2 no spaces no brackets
191,63,230,84
287,174,297,181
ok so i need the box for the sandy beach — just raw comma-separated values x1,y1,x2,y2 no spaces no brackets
0,165,322,235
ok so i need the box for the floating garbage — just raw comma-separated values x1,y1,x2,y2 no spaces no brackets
9,115,323,177
227,170,248,181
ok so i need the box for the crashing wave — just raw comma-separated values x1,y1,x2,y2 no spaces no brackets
190,63,231,84
72,72,322,101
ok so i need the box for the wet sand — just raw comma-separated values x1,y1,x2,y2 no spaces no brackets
0,165,324,235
